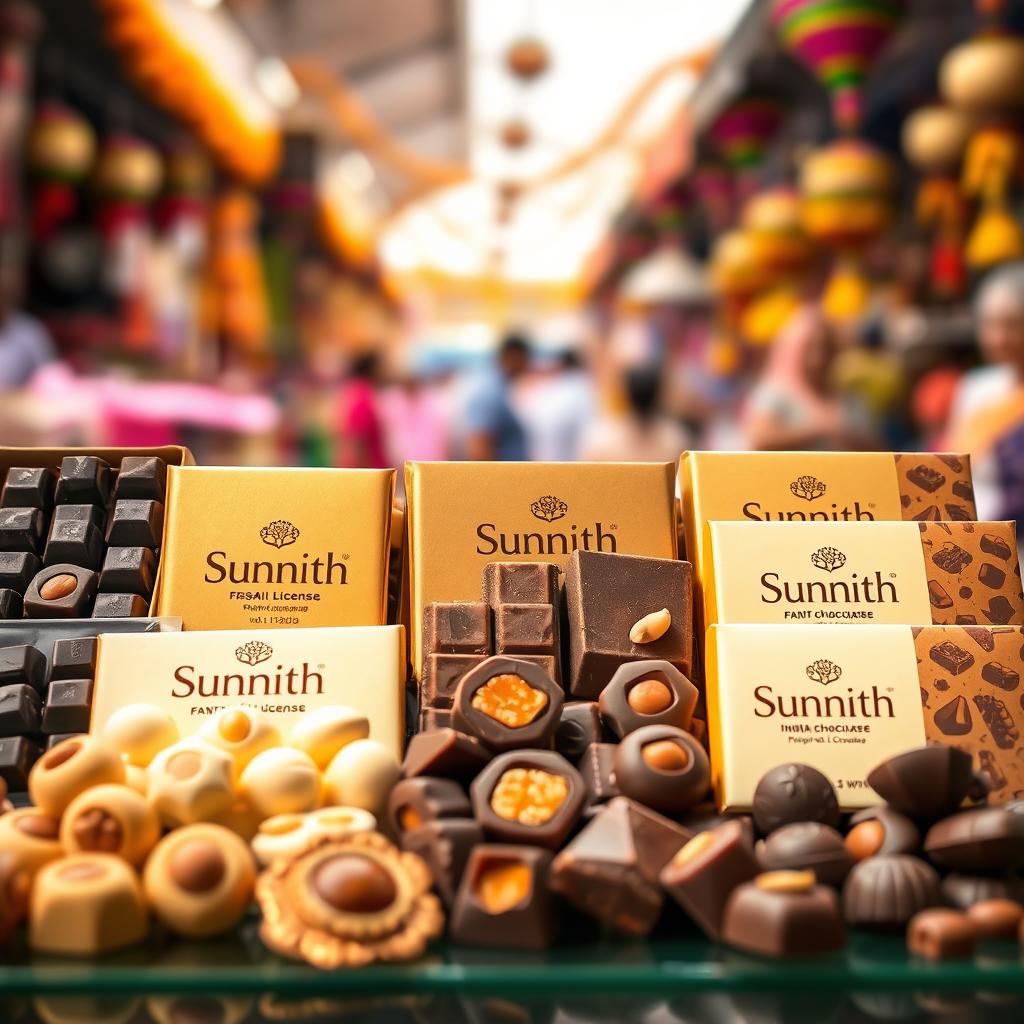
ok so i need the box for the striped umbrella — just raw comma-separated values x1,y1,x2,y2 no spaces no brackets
772,0,905,132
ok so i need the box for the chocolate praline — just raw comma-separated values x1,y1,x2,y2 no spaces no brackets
612,725,709,815
452,656,563,752
470,749,584,850
842,855,941,930
845,805,920,861
924,805,1024,872
752,764,839,835
387,777,472,835
866,745,974,822
941,873,1024,911
554,701,603,762
757,823,853,887
598,660,698,739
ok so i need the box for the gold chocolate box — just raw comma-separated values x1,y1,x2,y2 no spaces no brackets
705,520,1022,628
91,625,406,756
154,466,395,631
405,461,677,679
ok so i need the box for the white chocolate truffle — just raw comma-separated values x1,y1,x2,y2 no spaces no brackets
208,797,263,842
323,739,400,816
143,823,255,939
198,706,281,771
147,740,235,828
29,736,125,817
289,705,369,770
30,853,149,956
0,808,63,878
124,763,149,796
60,784,160,867
239,747,320,819
250,806,377,866
101,704,179,767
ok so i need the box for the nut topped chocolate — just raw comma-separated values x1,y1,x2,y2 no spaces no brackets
757,823,853,887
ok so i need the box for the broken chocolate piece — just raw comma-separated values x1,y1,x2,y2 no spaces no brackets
401,729,491,783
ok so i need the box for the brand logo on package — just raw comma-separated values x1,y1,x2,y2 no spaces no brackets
236,640,273,666
260,520,300,549
806,659,842,685
531,495,568,522
811,546,847,573
791,475,826,502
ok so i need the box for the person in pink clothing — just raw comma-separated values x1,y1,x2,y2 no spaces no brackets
336,352,388,468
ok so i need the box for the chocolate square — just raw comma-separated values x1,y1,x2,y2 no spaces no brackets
563,550,693,699
42,678,94,734
423,603,492,655
1,467,55,510
43,518,104,570
55,456,112,506
0,551,40,593
0,507,45,554
105,499,165,549
23,565,98,618
0,644,47,692
0,683,42,736
50,637,97,681
52,503,106,532
99,546,156,597
483,562,559,606
422,653,486,709
0,589,22,619
92,593,148,618
401,818,484,908
494,604,557,655
0,734,41,791
114,456,166,502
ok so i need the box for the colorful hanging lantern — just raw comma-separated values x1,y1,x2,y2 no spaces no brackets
94,133,163,206
772,0,905,132
800,138,896,321
26,102,96,240
709,97,784,171
940,29,1024,113
741,186,815,277
691,164,735,236
709,229,775,299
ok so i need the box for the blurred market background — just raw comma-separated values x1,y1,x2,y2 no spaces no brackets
2,0,1024,524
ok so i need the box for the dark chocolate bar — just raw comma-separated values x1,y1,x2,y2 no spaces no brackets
0,507,45,554
105,499,164,549
113,456,166,502
1,467,55,510
42,678,94,734
55,456,112,506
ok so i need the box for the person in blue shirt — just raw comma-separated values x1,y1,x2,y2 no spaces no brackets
462,333,531,461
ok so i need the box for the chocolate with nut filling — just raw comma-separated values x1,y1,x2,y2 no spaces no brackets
563,550,693,699
924,805,1024,872
401,728,491,783
845,806,920,861
598,660,698,739
388,777,472,835
866,745,974,821
550,796,690,936
471,749,584,849
23,565,98,618
401,818,483,908
660,820,759,939
452,656,562,752
613,725,709,815
757,823,852,887
450,844,554,949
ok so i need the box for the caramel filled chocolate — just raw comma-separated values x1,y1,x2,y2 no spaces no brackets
23,565,98,618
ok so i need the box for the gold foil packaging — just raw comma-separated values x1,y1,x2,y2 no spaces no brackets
154,467,395,630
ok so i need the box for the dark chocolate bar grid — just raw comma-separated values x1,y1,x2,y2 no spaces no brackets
0,456,167,620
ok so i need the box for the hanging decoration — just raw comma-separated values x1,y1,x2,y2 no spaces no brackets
505,37,551,81
26,101,96,242
709,97,783,172
771,0,906,134
902,104,974,300
691,163,735,238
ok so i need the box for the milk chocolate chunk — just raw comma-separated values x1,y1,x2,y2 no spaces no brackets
99,546,156,597
550,797,690,936
0,507,45,554
942,873,1024,911
555,701,602,762
929,641,974,675
483,562,559,606
846,806,920,860
0,644,47,692
92,593,148,618
471,750,584,849
0,735,42,791
1,467,55,509
494,603,556,655
982,661,1020,691
563,549,693,699
423,602,492,656
660,820,759,938
752,764,839,835
0,683,42,736
0,589,21,619
43,517,104,570
55,456,112,507
866,745,974,821
450,844,554,949
50,637,97,681
42,678,94,734
613,724,709,815
842,855,941,929
722,872,845,957
422,653,485,710
924,806,1024,871
105,499,164,549
0,550,40,593
579,742,620,806
757,823,853,887
907,908,975,960
388,777,472,835
114,456,166,502
453,656,562,752
402,728,491,782
966,897,1024,939
598,660,698,739
23,565,98,618
401,818,484,908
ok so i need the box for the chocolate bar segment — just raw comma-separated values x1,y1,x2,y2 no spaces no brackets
99,547,156,598
423,602,492,656
421,653,484,710
0,507,45,554
105,499,164,549
0,644,47,692
42,518,104,570
113,456,166,502
91,593,148,618
906,464,945,494
0,683,42,736
41,678,94,734
50,637,97,681
55,456,112,506
52,503,105,532
0,551,40,593
483,562,559,606
563,549,693,699
1,467,55,510
493,604,556,655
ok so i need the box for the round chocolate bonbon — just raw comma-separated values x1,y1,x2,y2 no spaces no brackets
452,656,563,752
239,746,321,819
100,703,179,767
845,806,920,861
597,660,698,740
757,822,852,887
471,749,584,850
866,745,974,821
612,725,709,815
842,855,941,929
60,783,160,867
752,764,839,835
924,805,1024,872
28,735,125,817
